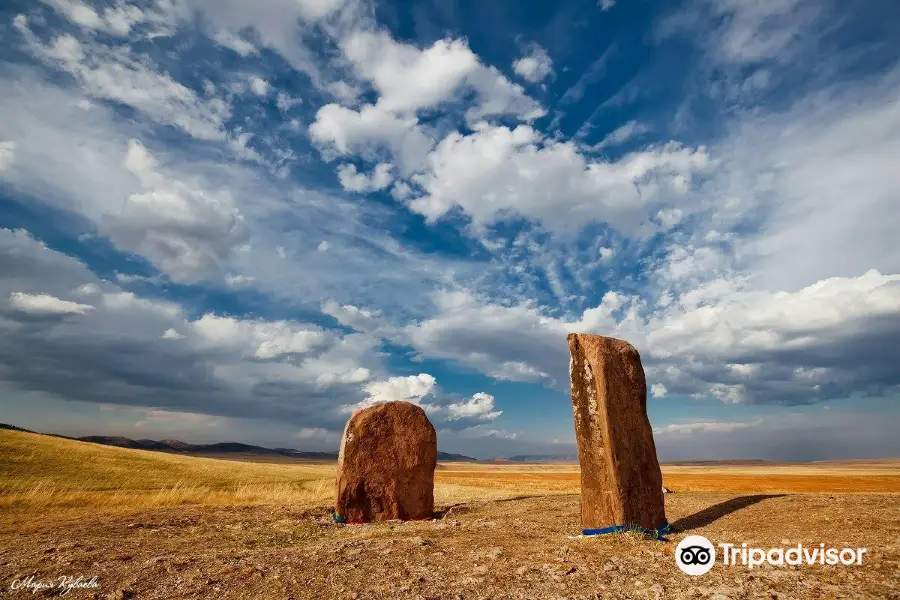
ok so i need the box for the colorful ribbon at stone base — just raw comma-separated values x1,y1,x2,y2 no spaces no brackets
582,519,670,541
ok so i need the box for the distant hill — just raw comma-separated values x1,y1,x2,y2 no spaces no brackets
506,454,579,463
661,459,776,466
0,422,34,433
437,451,478,462
70,432,477,462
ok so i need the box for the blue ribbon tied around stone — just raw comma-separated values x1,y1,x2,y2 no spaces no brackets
582,519,670,541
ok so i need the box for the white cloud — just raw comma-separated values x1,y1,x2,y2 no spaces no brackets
74,283,100,296
656,207,684,229
295,427,337,440
513,45,554,83
309,103,434,174
213,29,258,56
9,291,94,316
586,120,649,149
0,141,15,171
322,301,384,334
21,28,231,142
400,267,900,405
360,373,436,406
391,181,412,200
249,76,269,96
720,76,900,289
650,383,667,398
336,163,393,192
598,0,616,11
339,31,544,122
488,361,551,383
654,420,763,435
225,274,256,286
406,123,711,234
39,0,158,37
447,392,501,420
317,241,330,252
102,139,248,282
275,92,302,112
101,291,182,318
599,247,615,261
311,28,546,183
191,313,329,359
163,0,349,89
161,328,185,340
453,424,518,440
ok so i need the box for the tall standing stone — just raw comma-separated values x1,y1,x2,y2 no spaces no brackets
567,334,666,532
335,401,437,523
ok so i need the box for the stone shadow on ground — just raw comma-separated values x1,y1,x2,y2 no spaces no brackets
434,493,575,519
670,494,788,533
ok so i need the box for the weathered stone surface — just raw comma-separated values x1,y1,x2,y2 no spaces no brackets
335,401,437,522
567,334,666,532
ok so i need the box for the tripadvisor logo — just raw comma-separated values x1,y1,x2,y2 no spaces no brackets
675,536,868,575
676,535,716,575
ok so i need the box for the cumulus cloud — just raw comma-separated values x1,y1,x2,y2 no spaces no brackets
8,292,94,316
338,31,544,122
406,123,711,234
398,268,900,405
447,392,501,421
309,103,434,174
322,301,385,334
0,229,387,427
337,163,393,192
513,45,554,83
102,139,249,282
360,373,436,406
650,383,667,398
248,76,269,96
191,313,329,359
310,28,545,183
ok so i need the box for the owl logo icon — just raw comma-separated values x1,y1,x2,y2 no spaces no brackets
675,535,716,575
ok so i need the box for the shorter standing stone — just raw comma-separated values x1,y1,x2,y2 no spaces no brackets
335,401,437,522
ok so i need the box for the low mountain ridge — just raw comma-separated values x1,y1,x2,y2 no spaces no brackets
65,432,478,462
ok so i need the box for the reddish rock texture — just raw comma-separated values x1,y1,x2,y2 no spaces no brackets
567,334,666,532
335,401,437,523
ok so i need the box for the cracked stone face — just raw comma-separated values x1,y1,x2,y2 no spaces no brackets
567,333,666,531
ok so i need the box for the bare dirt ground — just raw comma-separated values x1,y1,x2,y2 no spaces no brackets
2,493,899,599
2,431,899,599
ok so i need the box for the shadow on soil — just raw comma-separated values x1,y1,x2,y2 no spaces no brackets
434,493,574,519
670,494,788,533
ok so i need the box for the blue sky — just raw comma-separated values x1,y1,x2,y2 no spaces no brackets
0,0,898,460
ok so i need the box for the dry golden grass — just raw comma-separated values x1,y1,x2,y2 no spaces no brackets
3,428,898,526
0,430,546,522
0,430,337,519
435,470,900,493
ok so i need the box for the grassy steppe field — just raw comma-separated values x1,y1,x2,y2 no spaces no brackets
1,429,899,599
